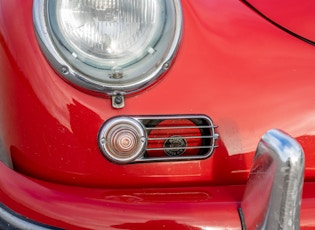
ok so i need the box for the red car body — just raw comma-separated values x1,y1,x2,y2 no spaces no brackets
0,0,315,229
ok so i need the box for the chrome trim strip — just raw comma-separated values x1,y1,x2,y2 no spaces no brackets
0,140,12,168
147,135,217,141
146,145,218,151
0,203,61,230
145,125,214,130
241,129,304,229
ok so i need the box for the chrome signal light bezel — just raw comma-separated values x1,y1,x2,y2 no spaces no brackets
98,117,147,164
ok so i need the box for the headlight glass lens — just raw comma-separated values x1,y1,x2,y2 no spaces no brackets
34,0,182,94
53,0,164,68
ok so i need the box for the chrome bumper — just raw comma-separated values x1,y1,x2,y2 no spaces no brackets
241,129,305,229
0,203,61,230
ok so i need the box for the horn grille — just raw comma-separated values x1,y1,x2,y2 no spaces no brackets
99,115,218,163
137,115,218,162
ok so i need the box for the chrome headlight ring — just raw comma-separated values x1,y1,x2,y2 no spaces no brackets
33,0,182,98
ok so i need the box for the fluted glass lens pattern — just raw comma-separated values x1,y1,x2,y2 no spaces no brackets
55,0,164,68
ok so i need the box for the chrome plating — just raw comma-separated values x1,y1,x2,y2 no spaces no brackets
0,139,12,168
98,117,147,164
98,115,218,164
241,129,304,230
33,0,183,96
138,114,218,162
112,94,125,109
0,203,58,230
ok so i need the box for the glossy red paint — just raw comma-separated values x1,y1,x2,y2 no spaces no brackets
1,161,315,229
0,161,243,229
245,0,315,43
1,0,315,188
1,0,315,228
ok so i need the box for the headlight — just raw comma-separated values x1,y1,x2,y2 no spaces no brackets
33,0,182,96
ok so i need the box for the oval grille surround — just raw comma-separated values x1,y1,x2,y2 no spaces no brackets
98,115,218,163
99,115,218,163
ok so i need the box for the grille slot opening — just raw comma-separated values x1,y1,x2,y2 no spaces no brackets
136,115,218,162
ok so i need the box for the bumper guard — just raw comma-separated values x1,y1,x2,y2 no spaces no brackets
241,129,305,229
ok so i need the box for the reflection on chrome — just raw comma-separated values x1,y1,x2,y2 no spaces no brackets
241,129,304,229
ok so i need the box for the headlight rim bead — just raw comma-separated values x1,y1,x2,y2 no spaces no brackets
33,0,183,96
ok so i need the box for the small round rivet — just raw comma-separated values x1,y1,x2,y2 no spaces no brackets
163,63,169,70
61,66,69,74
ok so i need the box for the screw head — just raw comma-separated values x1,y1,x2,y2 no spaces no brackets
114,96,123,105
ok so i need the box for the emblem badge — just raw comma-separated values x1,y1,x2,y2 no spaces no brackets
163,136,187,156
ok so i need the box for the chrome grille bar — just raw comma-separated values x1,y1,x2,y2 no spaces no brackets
147,135,217,141
146,145,218,151
145,125,216,130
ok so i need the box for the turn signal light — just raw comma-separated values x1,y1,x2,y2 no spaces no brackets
98,117,146,164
